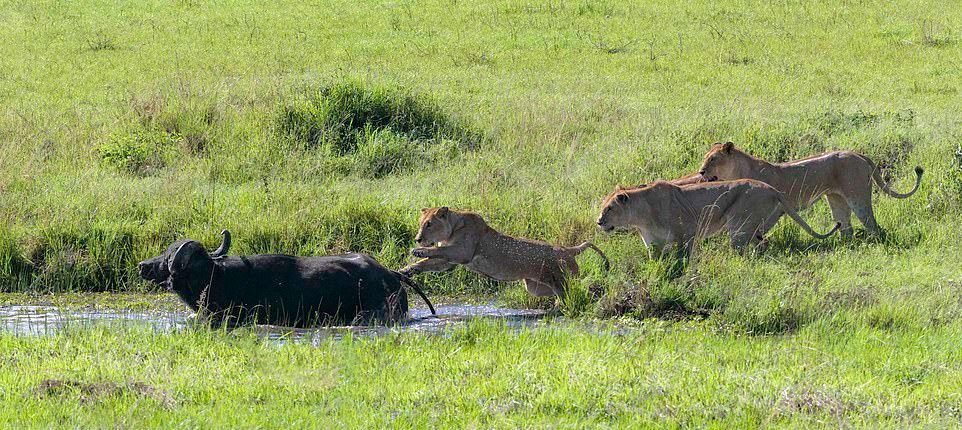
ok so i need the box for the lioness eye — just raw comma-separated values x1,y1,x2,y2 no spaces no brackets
425,221,432,227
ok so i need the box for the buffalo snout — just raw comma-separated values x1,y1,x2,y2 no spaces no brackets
137,256,168,283
138,261,150,278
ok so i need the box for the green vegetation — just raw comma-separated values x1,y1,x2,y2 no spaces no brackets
1,321,961,427
276,80,479,177
0,0,961,426
98,129,180,175
0,292,183,312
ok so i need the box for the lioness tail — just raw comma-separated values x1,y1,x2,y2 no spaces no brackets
871,163,923,199
776,195,840,240
571,242,611,271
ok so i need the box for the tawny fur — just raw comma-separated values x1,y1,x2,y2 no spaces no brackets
400,207,609,297
597,179,840,254
697,142,923,236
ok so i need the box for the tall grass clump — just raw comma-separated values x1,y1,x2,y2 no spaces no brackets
239,199,415,264
0,227,33,290
276,80,480,177
128,93,222,156
16,227,141,293
98,130,179,175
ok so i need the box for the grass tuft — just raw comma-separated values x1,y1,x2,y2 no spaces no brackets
276,80,479,176
98,130,179,175
86,31,118,51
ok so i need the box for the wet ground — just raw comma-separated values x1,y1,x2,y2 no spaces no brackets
0,303,548,344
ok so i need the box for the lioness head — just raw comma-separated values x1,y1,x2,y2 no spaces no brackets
698,141,745,182
415,207,455,247
597,185,643,232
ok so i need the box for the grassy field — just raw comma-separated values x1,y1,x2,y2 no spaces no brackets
0,0,961,426
1,321,961,428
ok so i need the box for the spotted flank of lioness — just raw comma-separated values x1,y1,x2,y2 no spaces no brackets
400,207,610,298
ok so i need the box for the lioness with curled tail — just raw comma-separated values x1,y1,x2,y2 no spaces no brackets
400,207,610,298
596,180,840,254
697,142,923,236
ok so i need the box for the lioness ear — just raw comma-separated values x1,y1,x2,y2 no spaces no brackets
615,185,623,191
437,206,449,217
421,207,429,213
723,141,734,153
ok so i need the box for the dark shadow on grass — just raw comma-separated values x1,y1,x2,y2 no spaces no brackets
761,225,923,257
35,378,176,407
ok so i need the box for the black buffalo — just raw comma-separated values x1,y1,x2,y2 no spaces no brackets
138,230,436,326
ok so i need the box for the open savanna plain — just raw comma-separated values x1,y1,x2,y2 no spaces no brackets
1,0,961,427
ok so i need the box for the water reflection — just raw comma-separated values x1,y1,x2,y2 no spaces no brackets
0,302,547,343
0,305,188,336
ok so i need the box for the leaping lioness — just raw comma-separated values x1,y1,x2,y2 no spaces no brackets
400,207,609,298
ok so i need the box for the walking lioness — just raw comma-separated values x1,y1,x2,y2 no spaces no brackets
697,142,923,236
400,207,609,297
597,180,840,254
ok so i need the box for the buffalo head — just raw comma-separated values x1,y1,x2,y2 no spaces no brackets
138,230,230,307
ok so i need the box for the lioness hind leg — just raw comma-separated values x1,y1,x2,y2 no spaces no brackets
849,198,883,236
523,279,563,297
750,210,784,253
826,194,853,237
557,255,580,278
756,209,784,238
726,215,765,251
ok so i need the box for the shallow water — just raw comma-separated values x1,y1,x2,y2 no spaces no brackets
0,303,547,343
0,305,188,336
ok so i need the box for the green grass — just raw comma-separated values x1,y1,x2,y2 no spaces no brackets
0,0,961,426
1,321,961,428
0,292,184,312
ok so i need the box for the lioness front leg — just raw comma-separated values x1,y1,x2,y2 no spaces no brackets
400,257,457,276
411,245,473,264
648,240,688,259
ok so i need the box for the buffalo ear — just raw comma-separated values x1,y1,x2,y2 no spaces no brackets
437,206,449,217
168,241,209,276
168,242,193,276
722,141,734,153
617,193,628,203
